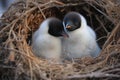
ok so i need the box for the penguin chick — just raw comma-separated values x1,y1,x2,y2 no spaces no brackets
62,12,101,59
32,17,68,61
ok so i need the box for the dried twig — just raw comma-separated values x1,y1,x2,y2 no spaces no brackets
103,22,120,48
64,72,120,79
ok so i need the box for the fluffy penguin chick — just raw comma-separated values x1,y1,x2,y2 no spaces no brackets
32,17,68,61
62,12,101,59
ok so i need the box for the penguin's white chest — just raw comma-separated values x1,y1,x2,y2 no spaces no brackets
62,27,100,59
62,31,90,58
32,34,61,60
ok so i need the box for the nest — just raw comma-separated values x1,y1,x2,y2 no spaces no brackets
0,0,120,80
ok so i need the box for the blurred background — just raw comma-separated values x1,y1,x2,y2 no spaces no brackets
0,0,15,17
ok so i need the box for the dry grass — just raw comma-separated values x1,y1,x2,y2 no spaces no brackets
0,0,120,80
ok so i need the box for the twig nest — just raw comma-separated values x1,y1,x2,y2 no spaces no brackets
0,0,120,80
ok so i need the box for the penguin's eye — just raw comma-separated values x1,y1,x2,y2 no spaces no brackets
73,19,80,26
75,22,79,26
73,19,76,22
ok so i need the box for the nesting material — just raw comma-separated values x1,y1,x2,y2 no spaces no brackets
0,0,120,80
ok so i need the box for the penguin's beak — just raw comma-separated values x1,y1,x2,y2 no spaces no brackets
66,25,72,29
66,22,75,29
61,31,69,38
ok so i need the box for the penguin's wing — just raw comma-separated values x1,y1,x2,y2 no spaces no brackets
87,39,101,57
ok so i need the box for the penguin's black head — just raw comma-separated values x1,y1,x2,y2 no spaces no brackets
48,18,69,37
63,12,81,31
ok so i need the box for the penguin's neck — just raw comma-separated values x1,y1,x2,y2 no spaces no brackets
68,27,90,45
69,27,88,40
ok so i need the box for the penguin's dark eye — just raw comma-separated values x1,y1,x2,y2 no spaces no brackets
73,17,81,27
74,21,79,26
73,18,79,25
